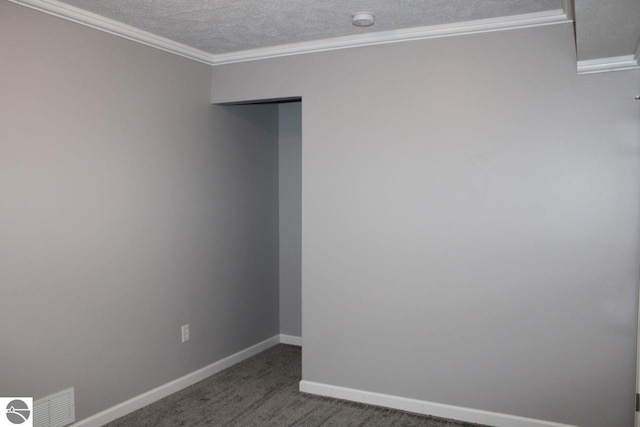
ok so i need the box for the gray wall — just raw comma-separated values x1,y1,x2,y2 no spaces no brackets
0,1,279,421
211,24,640,427
278,102,302,337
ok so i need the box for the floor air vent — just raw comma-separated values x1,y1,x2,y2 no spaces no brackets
34,388,75,427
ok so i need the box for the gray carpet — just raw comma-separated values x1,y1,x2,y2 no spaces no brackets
107,344,490,427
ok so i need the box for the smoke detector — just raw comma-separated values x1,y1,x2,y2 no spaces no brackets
352,12,375,27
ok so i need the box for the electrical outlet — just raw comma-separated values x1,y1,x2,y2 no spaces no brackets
181,324,190,343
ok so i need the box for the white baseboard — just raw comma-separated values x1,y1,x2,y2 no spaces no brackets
279,334,302,346
74,335,281,427
299,380,576,427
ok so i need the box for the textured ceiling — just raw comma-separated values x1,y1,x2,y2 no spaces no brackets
574,0,640,61
58,0,563,55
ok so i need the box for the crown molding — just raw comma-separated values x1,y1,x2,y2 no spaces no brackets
210,10,569,65
562,0,574,22
8,0,214,64
577,55,640,75
10,0,569,67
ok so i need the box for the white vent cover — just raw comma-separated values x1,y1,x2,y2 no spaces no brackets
34,388,75,427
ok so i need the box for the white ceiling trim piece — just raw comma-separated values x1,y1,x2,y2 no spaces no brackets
577,55,640,74
211,10,570,65
8,0,214,64
10,0,569,67
561,0,575,21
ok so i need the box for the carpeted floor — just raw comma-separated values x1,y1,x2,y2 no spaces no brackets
107,344,490,426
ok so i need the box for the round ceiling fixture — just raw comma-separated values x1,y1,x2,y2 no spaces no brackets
351,12,375,27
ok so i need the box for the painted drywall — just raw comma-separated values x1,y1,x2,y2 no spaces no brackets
278,102,303,337
211,24,640,427
0,1,279,421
